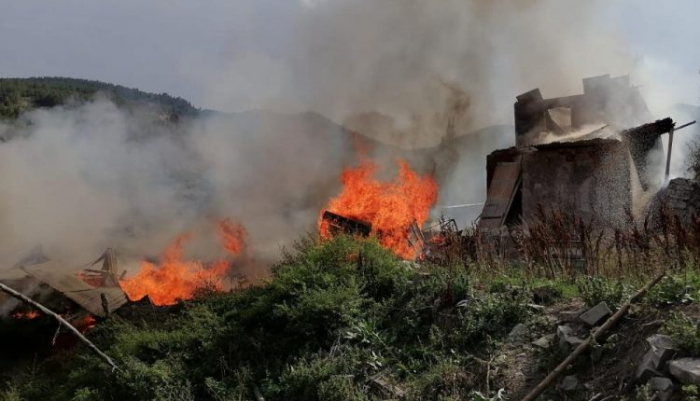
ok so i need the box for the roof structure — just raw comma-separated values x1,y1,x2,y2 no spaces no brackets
0,249,129,318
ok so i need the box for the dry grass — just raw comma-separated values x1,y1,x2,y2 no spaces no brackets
429,204,700,281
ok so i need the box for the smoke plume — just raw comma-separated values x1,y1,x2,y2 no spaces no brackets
0,0,694,273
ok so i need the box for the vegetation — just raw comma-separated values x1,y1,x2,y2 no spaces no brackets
0,77,197,119
0,236,541,401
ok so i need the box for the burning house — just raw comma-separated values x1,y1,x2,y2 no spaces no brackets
478,75,693,232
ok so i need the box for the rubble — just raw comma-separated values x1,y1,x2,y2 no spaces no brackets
646,334,678,364
635,350,664,383
648,377,674,401
0,248,128,319
321,210,372,237
558,375,579,392
668,358,700,386
532,334,555,349
557,325,583,353
578,302,612,327
559,308,586,323
507,323,530,345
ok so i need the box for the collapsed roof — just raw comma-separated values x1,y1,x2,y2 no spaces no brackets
0,248,128,318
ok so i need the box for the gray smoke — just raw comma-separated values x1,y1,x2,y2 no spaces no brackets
0,0,694,273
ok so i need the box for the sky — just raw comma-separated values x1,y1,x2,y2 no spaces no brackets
0,0,698,122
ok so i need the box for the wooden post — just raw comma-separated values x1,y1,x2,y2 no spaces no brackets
0,281,120,372
665,127,674,180
520,270,666,401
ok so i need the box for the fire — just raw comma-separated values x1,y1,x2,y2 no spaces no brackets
78,314,96,333
218,218,247,255
11,310,39,320
320,157,438,259
120,220,247,306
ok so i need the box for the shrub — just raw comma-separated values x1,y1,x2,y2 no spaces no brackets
663,313,700,356
577,276,631,309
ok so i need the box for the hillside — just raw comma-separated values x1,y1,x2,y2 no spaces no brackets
0,77,198,119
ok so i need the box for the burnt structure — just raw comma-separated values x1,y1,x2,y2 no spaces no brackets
514,74,653,146
0,248,129,320
479,75,679,232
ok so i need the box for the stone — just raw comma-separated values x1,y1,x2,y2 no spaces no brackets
532,334,555,349
635,350,663,383
558,375,578,391
646,334,678,365
557,325,583,353
578,302,612,327
559,308,586,323
648,377,673,401
669,358,700,386
507,323,530,345
527,303,546,312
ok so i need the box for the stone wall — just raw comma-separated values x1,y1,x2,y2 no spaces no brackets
649,178,700,224
521,139,631,224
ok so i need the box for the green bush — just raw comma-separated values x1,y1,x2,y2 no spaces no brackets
577,276,631,309
663,313,700,356
648,272,700,307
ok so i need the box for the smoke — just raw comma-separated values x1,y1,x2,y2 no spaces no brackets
0,0,694,273
0,100,354,274
199,0,635,149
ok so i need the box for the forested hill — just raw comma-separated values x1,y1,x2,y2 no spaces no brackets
0,77,198,119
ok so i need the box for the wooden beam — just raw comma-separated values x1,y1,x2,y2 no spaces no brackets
665,127,674,180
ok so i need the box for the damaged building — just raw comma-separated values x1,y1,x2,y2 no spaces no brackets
478,75,688,232
0,248,129,323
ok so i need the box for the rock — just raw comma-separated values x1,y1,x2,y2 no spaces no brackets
669,358,700,385
635,350,663,383
559,308,586,323
578,302,612,327
507,323,530,345
648,377,673,401
532,334,555,349
646,334,678,364
558,375,578,391
557,325,583,353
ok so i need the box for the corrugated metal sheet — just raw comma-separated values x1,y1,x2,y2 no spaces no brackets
22,263,128,317
477,159,521,231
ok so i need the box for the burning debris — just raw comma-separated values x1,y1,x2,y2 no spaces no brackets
119,219,247,306
0,247,128,323
319,155,437,260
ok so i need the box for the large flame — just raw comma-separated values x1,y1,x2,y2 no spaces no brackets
120,219,247,306
320,157,438,259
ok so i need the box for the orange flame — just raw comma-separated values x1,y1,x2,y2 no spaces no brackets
11,310,39,320
320,157,437,259
78,315,96,333
120,220,247,306
218,218,247,256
